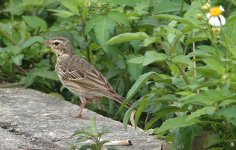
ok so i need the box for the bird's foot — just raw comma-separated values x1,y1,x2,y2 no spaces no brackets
70,113,83,118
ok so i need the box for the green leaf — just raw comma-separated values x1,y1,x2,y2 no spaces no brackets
154,14,194,26
184,37,208,45
183,0,202,24
94,16,114,46
219,99,236,106
11,54,24,66
145,106,185,130
154,115,200,134
22,16,47,31
153,0,189,14
143,51,168,66
134,97,148,127
119,72,158,114
203,58,225,74
47,9,75,18
61,0,79,14
126,72,157,101
181,90,227,106
109,0,139,6
21,36,44,49
22,67,58,87
187,50,211,57
105,32,148,46
35,70,58,81
216,107,236,126
223,14,236,52
85,15,104,34
123,99,140,130
107,11,130,27
172,55,192,66
203,134,221,149
127,56,143,80
143,37,158,47
187,106,216,121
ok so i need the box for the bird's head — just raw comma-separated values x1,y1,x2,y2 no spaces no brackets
45,36,74,56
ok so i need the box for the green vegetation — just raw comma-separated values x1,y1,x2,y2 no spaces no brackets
70,117,110,150
1,0,236,149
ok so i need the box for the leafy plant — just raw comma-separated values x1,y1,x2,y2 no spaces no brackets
70,117,110,150
1,0,236,149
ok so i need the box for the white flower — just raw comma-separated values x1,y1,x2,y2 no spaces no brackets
206,6,226,27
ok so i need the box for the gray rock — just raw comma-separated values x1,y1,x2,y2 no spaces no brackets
0,88,162,150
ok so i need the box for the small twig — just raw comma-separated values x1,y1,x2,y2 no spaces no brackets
83,139,133,146
104,139,133,146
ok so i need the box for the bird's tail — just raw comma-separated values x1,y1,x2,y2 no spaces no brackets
111,93,132,108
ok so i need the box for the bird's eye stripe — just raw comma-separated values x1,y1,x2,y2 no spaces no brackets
54,42,59,45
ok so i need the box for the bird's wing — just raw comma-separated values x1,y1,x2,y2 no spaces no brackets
58,55,122,101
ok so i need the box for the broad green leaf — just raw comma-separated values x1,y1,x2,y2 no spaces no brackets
108,11,130,27
21,36,44,49
11,54,24,66
197,45,216,55
145,106,185,130
154,115,200,134
184,0,202,24
123,99,140,130
184,37,208,45
127,56,143,80
216,107,236,126
187,106,216,121
143,37,158,46
143,51,168,66
94,16,114,46
48,9,74,18
35,70,58,81
22,0,44,6
203,58,225,74
85,15,104,34
154,14,194,26
172,55,192,66
22,67,58,87
22,16,47,31
105,32,148,46
119,72,158,113
203,134,221,149
153,0,189,14
187,50,211,57
61,0,79,14
219,99,236,106
127,56,143,64
226,14,236,24
221,21,236,58
181,90,227,106
21,73,35,87
109,0,140,6
126,72,157,101
223,14,236,44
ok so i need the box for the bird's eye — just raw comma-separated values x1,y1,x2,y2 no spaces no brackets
54,42,59,46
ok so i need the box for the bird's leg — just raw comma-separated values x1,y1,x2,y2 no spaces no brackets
72,97,87,118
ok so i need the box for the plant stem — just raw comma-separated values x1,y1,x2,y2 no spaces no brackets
176,64,190,85
179,0,185,17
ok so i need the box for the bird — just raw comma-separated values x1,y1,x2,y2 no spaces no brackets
45,36,130,118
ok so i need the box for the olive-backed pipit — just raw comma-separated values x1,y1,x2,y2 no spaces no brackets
45,36,128,118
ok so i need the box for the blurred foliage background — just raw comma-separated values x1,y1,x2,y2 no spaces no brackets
1,0,236,149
